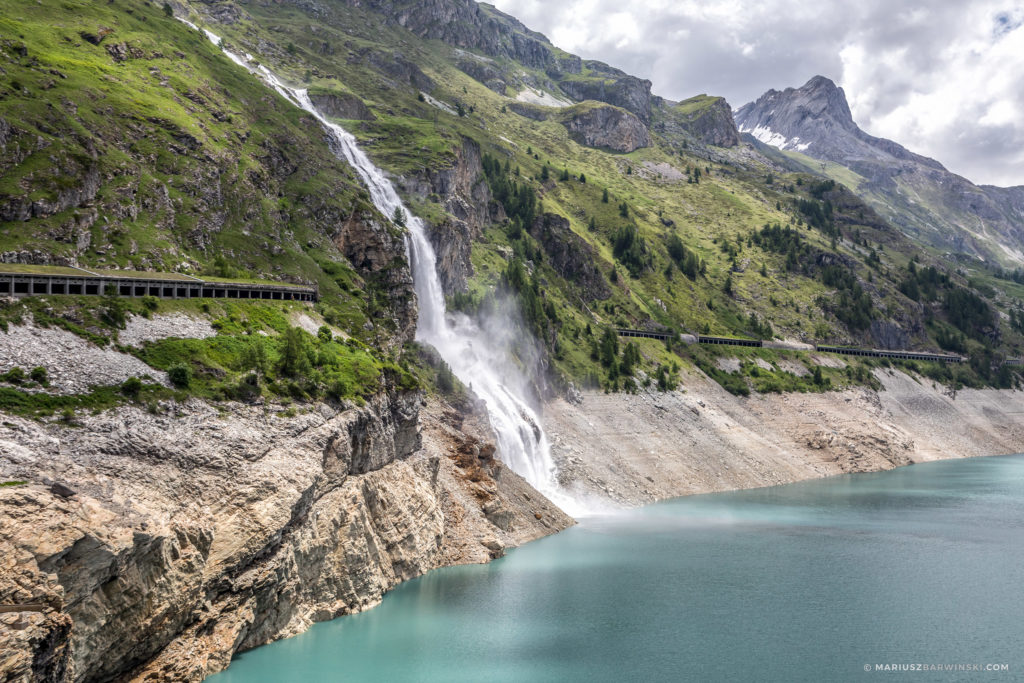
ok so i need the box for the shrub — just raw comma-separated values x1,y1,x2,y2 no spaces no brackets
121,377,143,399
29,367,48,386
168,364,191,388
1,367,25,384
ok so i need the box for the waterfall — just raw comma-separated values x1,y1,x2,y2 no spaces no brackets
181,20,579,513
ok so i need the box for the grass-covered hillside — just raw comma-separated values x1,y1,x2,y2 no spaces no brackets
164,0,1024,392
0,0,421,340
0,0,435,415
3,0,1023,402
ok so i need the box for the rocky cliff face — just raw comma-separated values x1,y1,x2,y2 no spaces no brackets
398,137,494,294
309,91,376,121
735,75,1024,264
558,104,650,153
558,67,653,124
0,385,572,682
529,213,611,302
334,0,554,69
332,209,418,346
659,95,740,148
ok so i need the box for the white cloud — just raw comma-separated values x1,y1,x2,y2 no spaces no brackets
491,0,1024,187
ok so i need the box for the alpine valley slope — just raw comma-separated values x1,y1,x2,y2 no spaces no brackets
4,0,1024,681
735,76,1024,265
170,0,1024,367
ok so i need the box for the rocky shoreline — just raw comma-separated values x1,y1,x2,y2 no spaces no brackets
548,368,1024,507
5,321,1024,681
0,370,571,682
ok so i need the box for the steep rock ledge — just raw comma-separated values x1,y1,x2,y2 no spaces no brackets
558,104,650,153
0,391,572,682
398,137,495,294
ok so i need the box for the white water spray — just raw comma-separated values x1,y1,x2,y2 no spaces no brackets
181,20,582,513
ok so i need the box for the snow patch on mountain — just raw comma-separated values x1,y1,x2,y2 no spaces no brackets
739,124,811,152
516,87,571,108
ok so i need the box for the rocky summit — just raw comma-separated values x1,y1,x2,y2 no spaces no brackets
736,76,1024,264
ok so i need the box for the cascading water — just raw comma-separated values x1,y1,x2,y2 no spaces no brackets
181,19,580,513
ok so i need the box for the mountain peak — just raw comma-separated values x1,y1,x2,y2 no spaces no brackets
733,75,853,154
803,74,838,90
795,75,854,125
734,75,930,166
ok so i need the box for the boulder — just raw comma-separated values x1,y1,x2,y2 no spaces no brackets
558,104,650,153
308,91,376,121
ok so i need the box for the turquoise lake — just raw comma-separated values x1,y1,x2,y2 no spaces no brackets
208,455,1024,682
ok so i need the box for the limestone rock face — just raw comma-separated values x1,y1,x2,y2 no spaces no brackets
559,104,650,153
399,137,494,294
308,91,376,121
0,388,571,681
0,544,72,682
529,213,610,302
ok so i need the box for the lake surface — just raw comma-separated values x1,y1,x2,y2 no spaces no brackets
209,455,1024,682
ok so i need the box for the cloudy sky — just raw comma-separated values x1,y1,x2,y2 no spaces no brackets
490,0,1024,187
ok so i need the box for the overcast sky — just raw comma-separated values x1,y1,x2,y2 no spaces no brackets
490,0,1024,187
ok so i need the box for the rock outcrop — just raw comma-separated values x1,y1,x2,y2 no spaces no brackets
529,213,610,302
0,389,572,681
308,91,376,121
399,137,494,294
332,0,554,69
558,104,650,153
663,95,740,148
331,209,418,346
558,63,653,123
456,58,507,94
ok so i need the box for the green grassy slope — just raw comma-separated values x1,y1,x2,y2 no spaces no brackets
190,0,1024,389
0,0,404,335
4,0,1022,400
0,0,428,416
